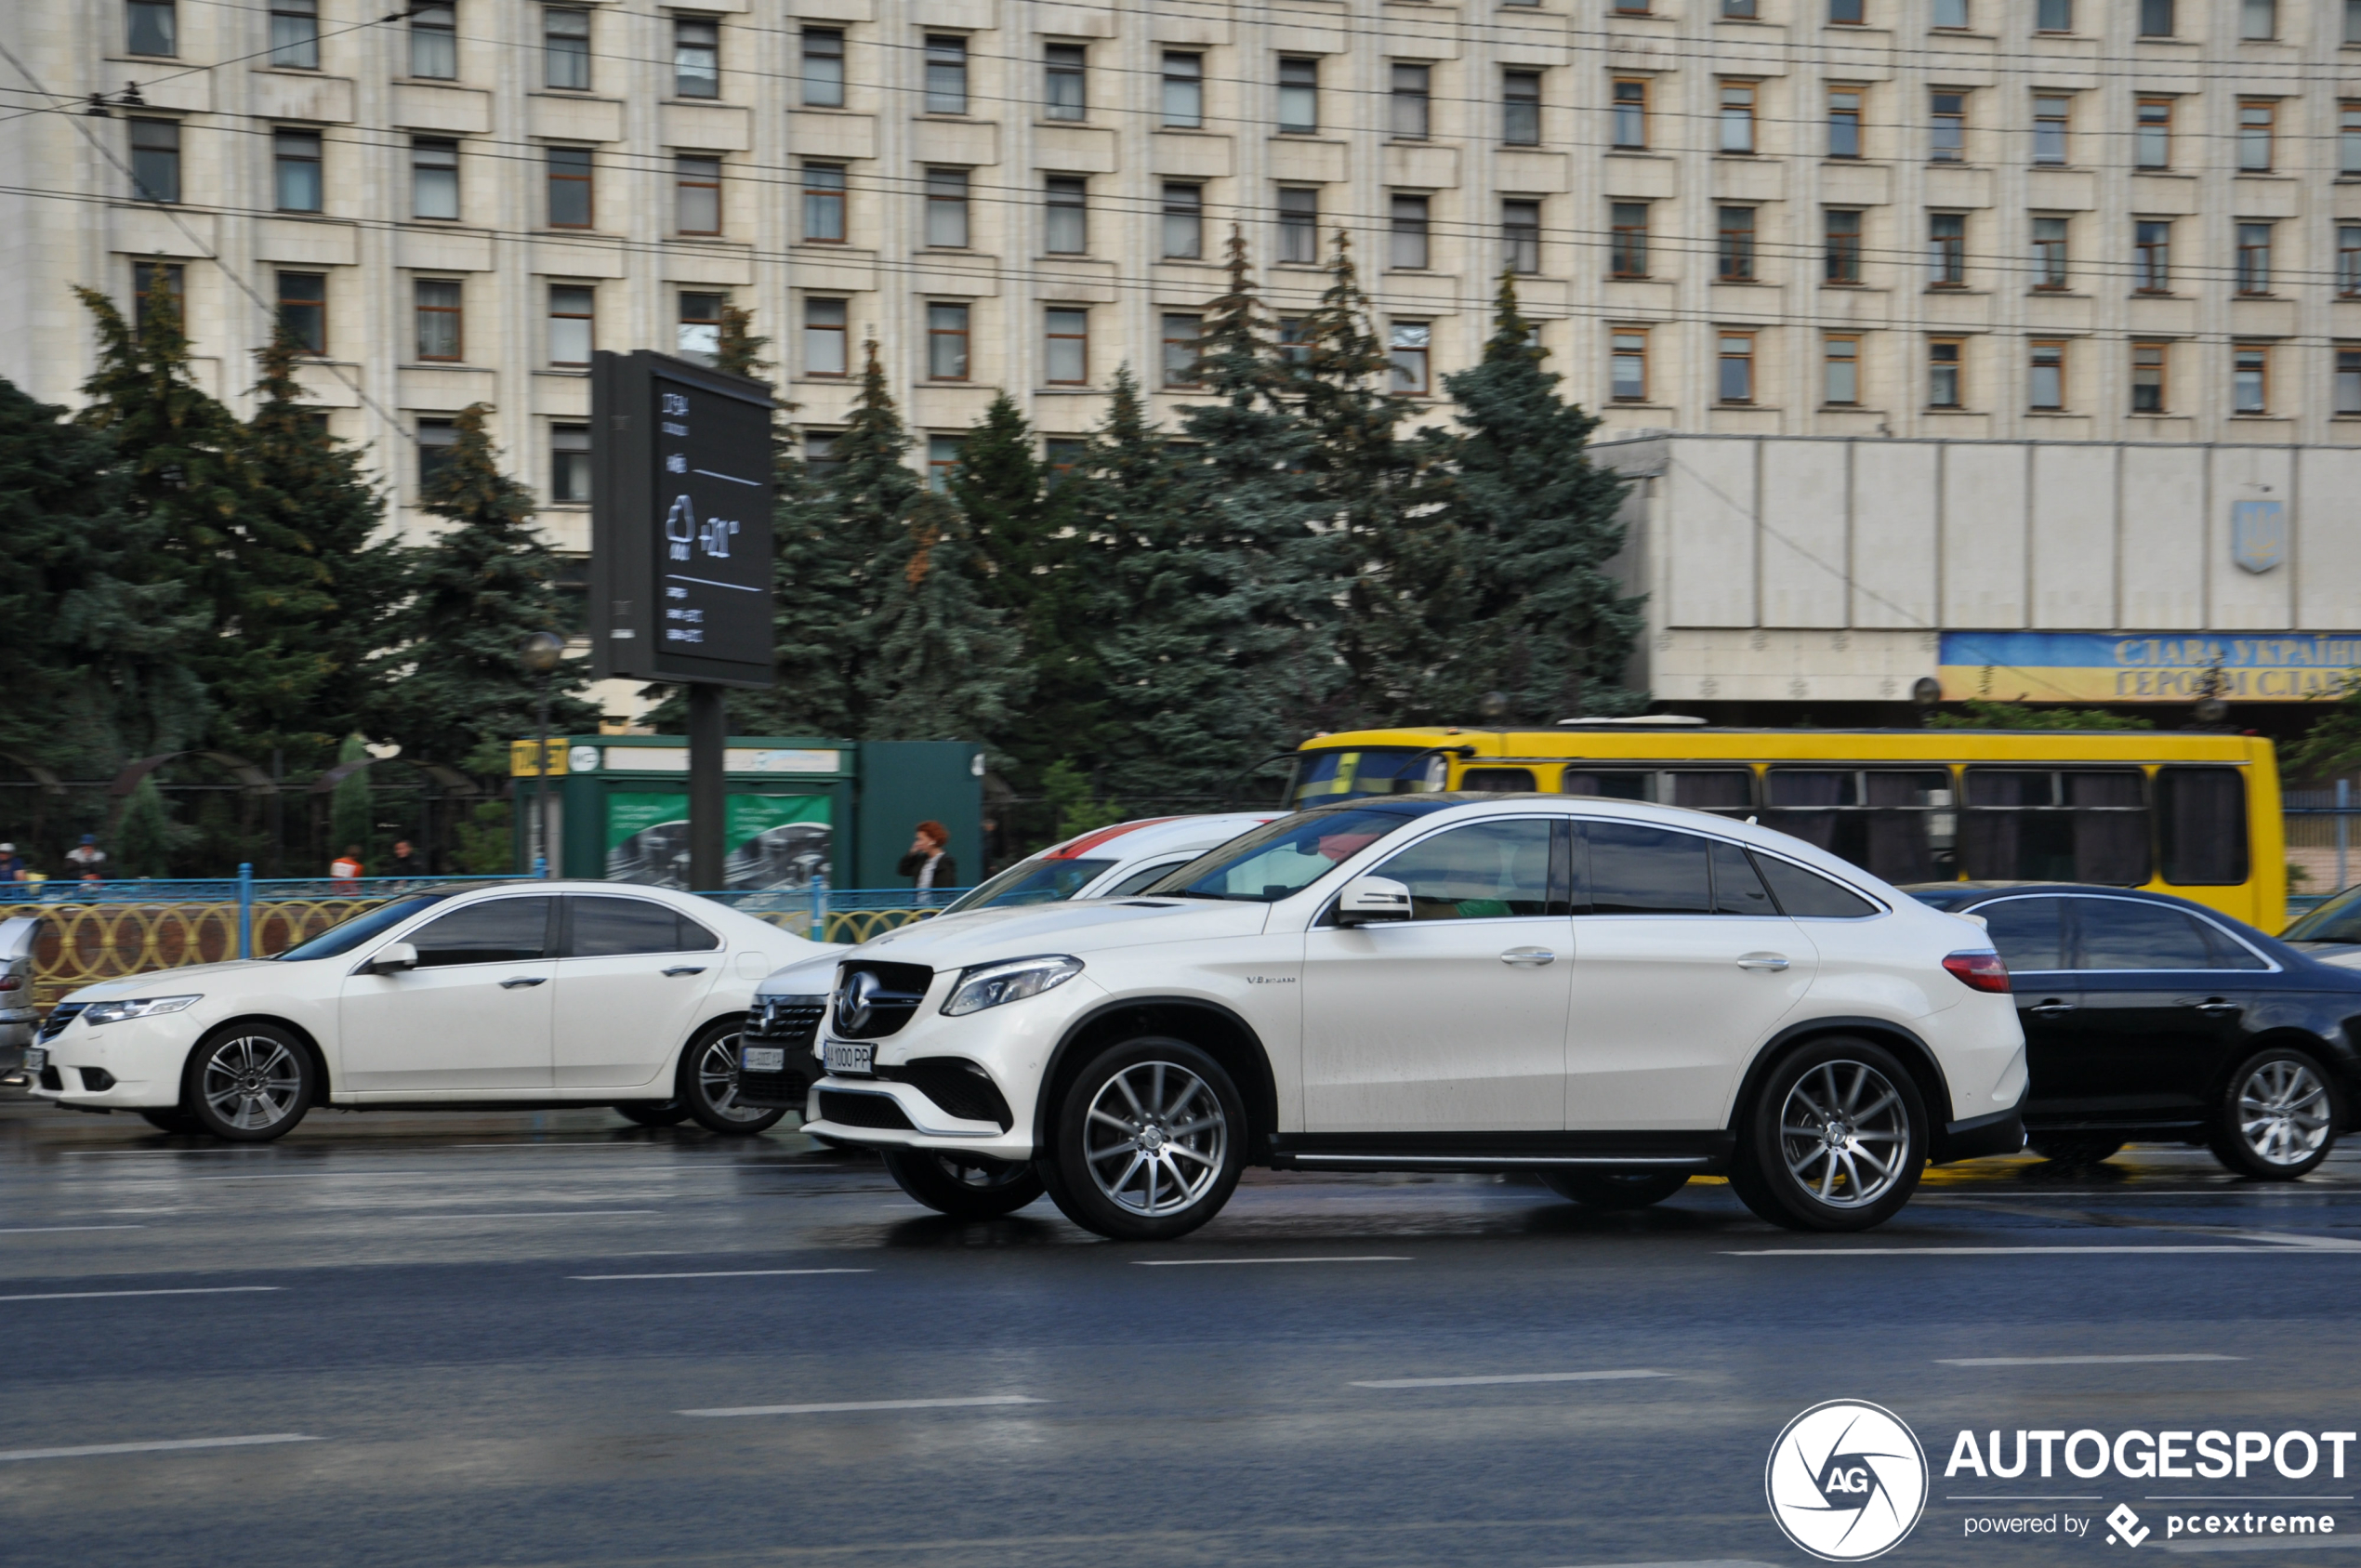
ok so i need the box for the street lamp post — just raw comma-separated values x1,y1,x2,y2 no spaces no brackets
519,631,566,876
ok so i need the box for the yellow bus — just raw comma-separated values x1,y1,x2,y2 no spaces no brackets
1287,722,2285,930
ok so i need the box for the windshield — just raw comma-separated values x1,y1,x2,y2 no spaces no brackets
274,893,454,961
2284,885,2361,943
943,856,1119,913
1145,808,1417,903
1290,747,1437,809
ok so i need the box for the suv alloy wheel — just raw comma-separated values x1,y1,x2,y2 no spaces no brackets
1731,1036,1926,1232
1039,1037,1246,1241
2210,1047,2337,1179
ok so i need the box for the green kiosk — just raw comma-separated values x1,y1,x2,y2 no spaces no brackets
511,735,983,892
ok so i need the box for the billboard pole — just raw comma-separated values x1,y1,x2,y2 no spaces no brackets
689,684,726,891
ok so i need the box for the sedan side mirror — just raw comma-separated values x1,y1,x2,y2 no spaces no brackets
367,942,419,975
1334,876,1413,928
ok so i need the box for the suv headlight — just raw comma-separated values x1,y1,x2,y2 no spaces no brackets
81,995,202,1027
942,956,1082,1018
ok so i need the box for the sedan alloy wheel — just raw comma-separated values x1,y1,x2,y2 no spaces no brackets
185,1024,313,1142
2213,1049,2336,1179
680,1022,787,1135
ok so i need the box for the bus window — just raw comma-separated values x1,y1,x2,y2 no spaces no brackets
1462,768,1537,793
1562,768,1752,815
1293,747,1435,807
1563,770,1649,801
2157,767,2249,886
1960,768,2147,885
1762,770,1953,884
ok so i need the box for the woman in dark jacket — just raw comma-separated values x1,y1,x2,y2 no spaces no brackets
896,820,956,893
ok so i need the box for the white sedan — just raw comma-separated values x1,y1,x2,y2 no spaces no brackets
27,881,822,1141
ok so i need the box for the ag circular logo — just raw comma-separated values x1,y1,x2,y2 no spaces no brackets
1765,1400,1929,1561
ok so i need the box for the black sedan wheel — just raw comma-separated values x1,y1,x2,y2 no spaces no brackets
2210,1048,2337,1179
2028,1135,2126,1167
678,1021,787,1136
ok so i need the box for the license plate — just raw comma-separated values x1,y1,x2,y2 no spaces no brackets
23,1047,46,1072
741,1046,786,1074
824,1040,873,1075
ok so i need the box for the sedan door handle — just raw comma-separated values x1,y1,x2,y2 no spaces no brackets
2027,999,2077,1017
1498,947,1557,967
1735,954,1791,971
662,966,707,978
498,976,547,989
2189,998,2241,1016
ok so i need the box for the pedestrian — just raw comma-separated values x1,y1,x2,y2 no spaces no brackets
897,821,956,901
0,843,24,882
64,834,105,878
387,839,424,877
329,844,363,889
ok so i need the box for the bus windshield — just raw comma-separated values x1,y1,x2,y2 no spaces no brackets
1290,747,1436,808
1146,808,1417,903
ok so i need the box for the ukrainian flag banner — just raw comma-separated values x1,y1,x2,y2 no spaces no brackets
1937,632,2361,703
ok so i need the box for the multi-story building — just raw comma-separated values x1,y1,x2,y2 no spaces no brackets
7,0,2361,721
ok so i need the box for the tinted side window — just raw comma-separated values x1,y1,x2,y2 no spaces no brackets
2200,923,2269,971
2072,898,2214,970
409,897,552,967
1106,860,1186,896
2157,768,2249,886
1976,896,2064,971
570,895,700,956
1377,818,1554,919
1580,823,1713,916
1711,840,1776,915
1755,856,1879,918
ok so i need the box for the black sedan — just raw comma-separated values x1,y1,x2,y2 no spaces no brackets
1902,882,2361,1179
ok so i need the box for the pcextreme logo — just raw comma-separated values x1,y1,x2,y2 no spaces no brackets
1766,1401,1931,1561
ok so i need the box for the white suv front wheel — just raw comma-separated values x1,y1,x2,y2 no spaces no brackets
1040,1038,1246,1242
1731,1037,1926,1232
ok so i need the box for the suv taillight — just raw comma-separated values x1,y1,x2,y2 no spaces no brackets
1943,951,2011,994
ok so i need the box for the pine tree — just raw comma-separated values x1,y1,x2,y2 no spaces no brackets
113,776,192,877
859,487,1029,741
1434,274,1647,721
329,731,376,860
366,403,596,766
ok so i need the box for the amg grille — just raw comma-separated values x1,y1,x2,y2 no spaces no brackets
830,961,932,1040
883,1059,1012,1131
747,995,825,1048
817,1088,915,1130
37,1003,84,1045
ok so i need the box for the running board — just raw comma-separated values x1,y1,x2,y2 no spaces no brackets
1267,1132,1732,1176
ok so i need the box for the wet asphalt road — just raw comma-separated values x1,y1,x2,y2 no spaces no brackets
7,1097,2361,1568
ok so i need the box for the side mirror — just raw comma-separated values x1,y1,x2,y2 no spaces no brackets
367,942,419,975
1334,876,1413,928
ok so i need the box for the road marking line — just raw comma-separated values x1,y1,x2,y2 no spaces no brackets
0,1225,145,1234
572,1269,872,1281
1132,1255,1413,1267
387,1210,661,1220
680,1395,1047,1418
1535,1560,1782,1568
1938,1353,2242,1366
1726,1245,2349,1257
0,1433,320,1463
1352,1369,1670,1389
0,1286,280,1303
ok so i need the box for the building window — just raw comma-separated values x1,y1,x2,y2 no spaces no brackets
2343,103,2361,175
2233,345,2268,414
1718,333,1755,402
277,270,326,354
2131,341,2168,413
678,292,723,364
1928,338,1962,407
1389,323,1431,396
2028,339,2064,411
2241,0,2275,38
1503,71,1541,146
1162,313,1202,386
1720,82,1756,153
2037,0,2072,31
804,297,847,377
1830,0,1864,22
1278,187,1318,264
2139,0,2172,34
270,0,319,69
801,163,846,243
2349,0,2361,43
1045,43,1086,121
1825,208,1862,283
1827,87,1862,157
1163,53,1203,127
408,2,455,78
1717,205,1756,281
129,118,180,203
2031,216,2067,289
1725,0,1759,17
927,436,961,493
1279,58,1318,134
132,260,184,334
544,7,590,90
1611,78,1648,149
801,28,844,107
1611,202,1649,278
1391,64,1431,140
1611,329,1648,402
676,154,721,235
1391,194,1430,270
411,138,458,219
1045,307,1088,385
2238,101,2275,172
1933,0,1968,28
2339,349,2361,415
2236,222,2272,295
418,417,457,491
1277,317,1309,363
805,431,843,482
1503,199,1541,274
414,279,461,361
547,146,592,228
2341,224,2361,296
127,0,177,56
2032,95,2068,165
1929,212,1965,285
1930,91,1965,162
927,303,969,380
1044,440,1087,484
1614,0,1649,14
674,16,719,99
550,424,590,503
924,167,969,248
548,284,593,366
1163,182,1203,259
1824,336,1859,404
2134,220,2170,292
272,127,322,213
1045,176,1087,254
2136,99,2171,168
925,35,968,114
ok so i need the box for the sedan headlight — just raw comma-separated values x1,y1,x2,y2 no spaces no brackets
942,956,1082,1018
81,995,202,1027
